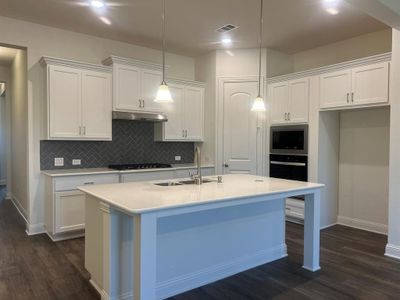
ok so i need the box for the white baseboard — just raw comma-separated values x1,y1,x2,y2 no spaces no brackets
26,223,46,235
320,222,337,230
157,244,287,299
94,244,287,300
337,215,387,235
385,244,400,260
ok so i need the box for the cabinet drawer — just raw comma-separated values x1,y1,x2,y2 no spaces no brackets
121,170,175,183
55,190,85,234
54,174,119,191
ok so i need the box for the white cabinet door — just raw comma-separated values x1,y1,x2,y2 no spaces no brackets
320,69,352,109
183,86,204,141
351,62,389,106
55,190,85,233
269,82,289,124
141,69,164,112
81,70,112,140
164,84,185,140
288,78,309,123
48,65,82,138
114,64,141,111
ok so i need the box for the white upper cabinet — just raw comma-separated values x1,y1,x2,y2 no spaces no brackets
42,57,112,141
269,77,309,125
48,65,82,138
351,62,389,106
103,56,164,113
320,61,389,109
320,69,352,109
155,80,205,142
81,70,112,139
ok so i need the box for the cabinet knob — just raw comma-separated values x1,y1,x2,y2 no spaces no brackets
224,164,229,168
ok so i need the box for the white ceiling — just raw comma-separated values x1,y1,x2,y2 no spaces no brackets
0,0,389,56
0,46,18,66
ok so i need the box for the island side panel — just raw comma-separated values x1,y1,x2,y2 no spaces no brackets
156,198,287,299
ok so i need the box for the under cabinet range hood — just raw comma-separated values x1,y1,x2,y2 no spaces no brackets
112,111,168,122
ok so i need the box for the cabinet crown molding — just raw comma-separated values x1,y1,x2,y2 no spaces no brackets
267,52,392,84
102,55,168,71
40,56,112,73
166,77,205,88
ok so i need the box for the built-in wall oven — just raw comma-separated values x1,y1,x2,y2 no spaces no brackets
269,125,308,223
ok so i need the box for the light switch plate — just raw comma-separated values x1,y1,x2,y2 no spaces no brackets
72,159,81,166
175,156,181,161
54,157,64,167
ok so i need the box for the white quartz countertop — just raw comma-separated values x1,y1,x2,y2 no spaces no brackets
41,164,214,177
78,174,324,214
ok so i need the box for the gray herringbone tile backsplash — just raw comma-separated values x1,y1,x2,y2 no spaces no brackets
40,120,195,170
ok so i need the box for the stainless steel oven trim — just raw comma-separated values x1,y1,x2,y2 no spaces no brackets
270,161,307,167
270,124,308,155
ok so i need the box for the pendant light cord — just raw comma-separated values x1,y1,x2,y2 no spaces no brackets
258,0,263,97
162,0,166,84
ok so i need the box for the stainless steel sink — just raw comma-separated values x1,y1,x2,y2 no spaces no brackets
154,182,183,187
178,179,214,185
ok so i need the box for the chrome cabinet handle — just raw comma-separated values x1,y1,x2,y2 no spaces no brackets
224,164,229,168
182,130,185,138
142,99,145,108
288,112,290,121
185,130,188,138
79,126,82,135
284,113,287,121
138,99,141,108
347,93,349,103
83,126,86,135
351,92,354,102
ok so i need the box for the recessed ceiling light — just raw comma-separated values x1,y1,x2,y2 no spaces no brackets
326,7,339,15
90,0,105,8
221,38,232,46
99,16,111,25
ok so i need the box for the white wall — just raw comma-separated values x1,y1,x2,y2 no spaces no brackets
292,29,392,72
387,29,400,259
266,49,293,78
0,16,196,233
0,89,6,185
0,65,11,194
338,108,390,234
10,49,29,219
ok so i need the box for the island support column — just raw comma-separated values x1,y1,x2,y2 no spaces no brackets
303,189,321,271
133,213,157,300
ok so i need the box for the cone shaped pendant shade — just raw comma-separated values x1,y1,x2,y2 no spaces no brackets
251,0,266,112
155,0,173,103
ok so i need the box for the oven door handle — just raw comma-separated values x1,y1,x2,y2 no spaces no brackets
270,161,306,167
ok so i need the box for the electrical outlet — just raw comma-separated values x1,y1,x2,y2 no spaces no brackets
72,159,81,166
54,157,64,167
175,156,181,161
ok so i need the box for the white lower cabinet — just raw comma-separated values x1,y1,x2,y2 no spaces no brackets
55,191,86,233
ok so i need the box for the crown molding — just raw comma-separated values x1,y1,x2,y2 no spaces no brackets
166,77,205,88
40,56,112,73
102,55,169,71
267,52,392,84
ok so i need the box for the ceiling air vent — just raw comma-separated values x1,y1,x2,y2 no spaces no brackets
216,24,239,33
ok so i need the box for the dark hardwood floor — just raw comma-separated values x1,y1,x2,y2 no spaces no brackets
1,190,400,299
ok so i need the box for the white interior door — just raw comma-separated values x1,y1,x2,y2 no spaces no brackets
81,70,112,140
223,81,259,174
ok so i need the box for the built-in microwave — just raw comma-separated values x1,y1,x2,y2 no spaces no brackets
270,125,308,155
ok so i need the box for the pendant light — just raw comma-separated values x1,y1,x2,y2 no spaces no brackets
251,0,266,112
155,0,173,103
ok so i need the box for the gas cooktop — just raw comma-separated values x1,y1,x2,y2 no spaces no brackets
108,163,173,171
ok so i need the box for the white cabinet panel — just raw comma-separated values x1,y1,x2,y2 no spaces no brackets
55,191,85,233
164,84,185,140
184,87,204,141
141,69,163,112
269,82,289,124
49,65,81,138
352,62,389,106
320,70,352,109
288,78,309,123
121,171,175,183
82,70,112,140
114,64,141,111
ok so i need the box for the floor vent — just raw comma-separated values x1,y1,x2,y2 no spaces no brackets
216,24,239,33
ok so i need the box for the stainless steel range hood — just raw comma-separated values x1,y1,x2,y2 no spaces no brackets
112,111,168,122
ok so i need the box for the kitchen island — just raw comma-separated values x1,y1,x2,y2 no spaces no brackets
79,174,323,300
